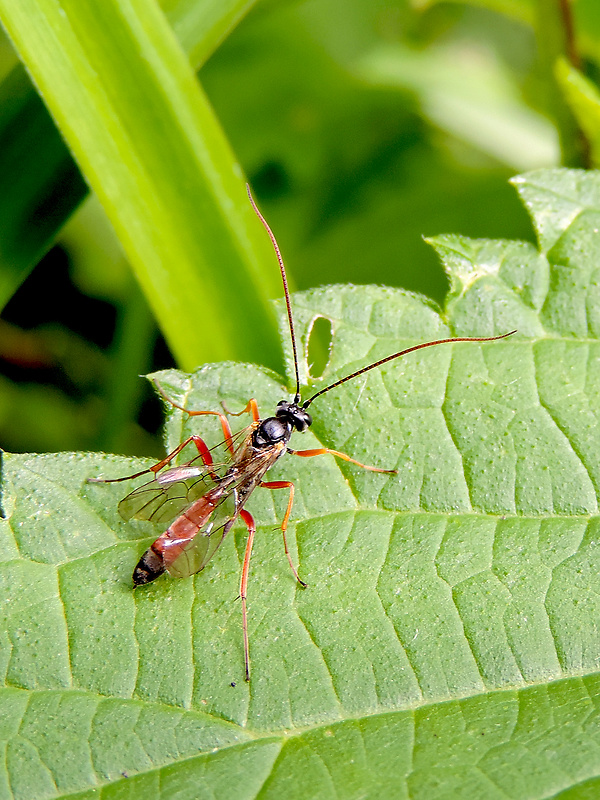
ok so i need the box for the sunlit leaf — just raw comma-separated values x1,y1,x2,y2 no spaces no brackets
3,168,600,797
0,0,279,370
0,0,258,313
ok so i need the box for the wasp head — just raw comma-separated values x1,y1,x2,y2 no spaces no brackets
276,400,312,432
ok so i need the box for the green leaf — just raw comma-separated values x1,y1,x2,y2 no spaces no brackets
0,62,87,311
0,0,258,315
4,167,600,796
165,0,257,69
420,0,534,26
556,57,600,168
356,42,558,171
0,0,280,371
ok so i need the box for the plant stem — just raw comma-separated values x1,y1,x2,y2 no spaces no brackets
535,0,590,167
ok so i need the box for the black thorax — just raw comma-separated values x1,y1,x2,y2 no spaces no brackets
252,400,312,448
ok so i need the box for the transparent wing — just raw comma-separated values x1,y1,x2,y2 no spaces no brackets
166,443,285,578
117,426,250,524
166,489,238,578
118,470,218,524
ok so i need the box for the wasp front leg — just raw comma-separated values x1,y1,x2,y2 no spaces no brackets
153,380,245,456
220,398,260,423
287,447,397,474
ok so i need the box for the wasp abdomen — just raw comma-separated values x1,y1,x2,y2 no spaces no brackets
133,547,165,585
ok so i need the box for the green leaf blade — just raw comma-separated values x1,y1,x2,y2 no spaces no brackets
5,167,600,796
0,0,259,318
0,0,281,370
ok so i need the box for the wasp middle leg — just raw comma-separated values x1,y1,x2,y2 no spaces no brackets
88,432,220,484
261,480,306,588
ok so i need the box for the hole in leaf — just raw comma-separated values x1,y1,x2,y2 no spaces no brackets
306,316,332,380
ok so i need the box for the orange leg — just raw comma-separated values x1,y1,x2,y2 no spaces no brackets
153,380,238,456
287,447,397,474
261,480,307,588
88,434,218,484
239,509,256,681
221,398,260,423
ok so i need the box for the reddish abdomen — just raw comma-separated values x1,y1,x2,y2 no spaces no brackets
132,492,220,585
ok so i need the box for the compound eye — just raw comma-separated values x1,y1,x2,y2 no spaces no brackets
294,409,312,432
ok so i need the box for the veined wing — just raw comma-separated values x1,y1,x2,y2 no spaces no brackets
166,440,288,578
119,425,251,524
118,467,219,524
166,487,239,579
135,436,286,582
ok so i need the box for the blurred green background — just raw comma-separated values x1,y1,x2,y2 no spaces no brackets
0,0,597,457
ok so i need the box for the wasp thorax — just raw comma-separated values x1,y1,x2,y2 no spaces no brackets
276,400,312,432
253,417,291,447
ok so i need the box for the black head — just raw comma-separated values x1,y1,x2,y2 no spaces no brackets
276,400,312,432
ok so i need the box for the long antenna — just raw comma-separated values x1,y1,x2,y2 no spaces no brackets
247,184,301,402
303,331,517,408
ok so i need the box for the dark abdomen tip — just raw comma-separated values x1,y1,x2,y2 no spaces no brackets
133,547,165,585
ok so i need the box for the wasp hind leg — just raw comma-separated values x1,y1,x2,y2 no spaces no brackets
239,509,257,681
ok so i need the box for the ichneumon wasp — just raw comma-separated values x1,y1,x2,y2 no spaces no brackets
90,185,516,681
